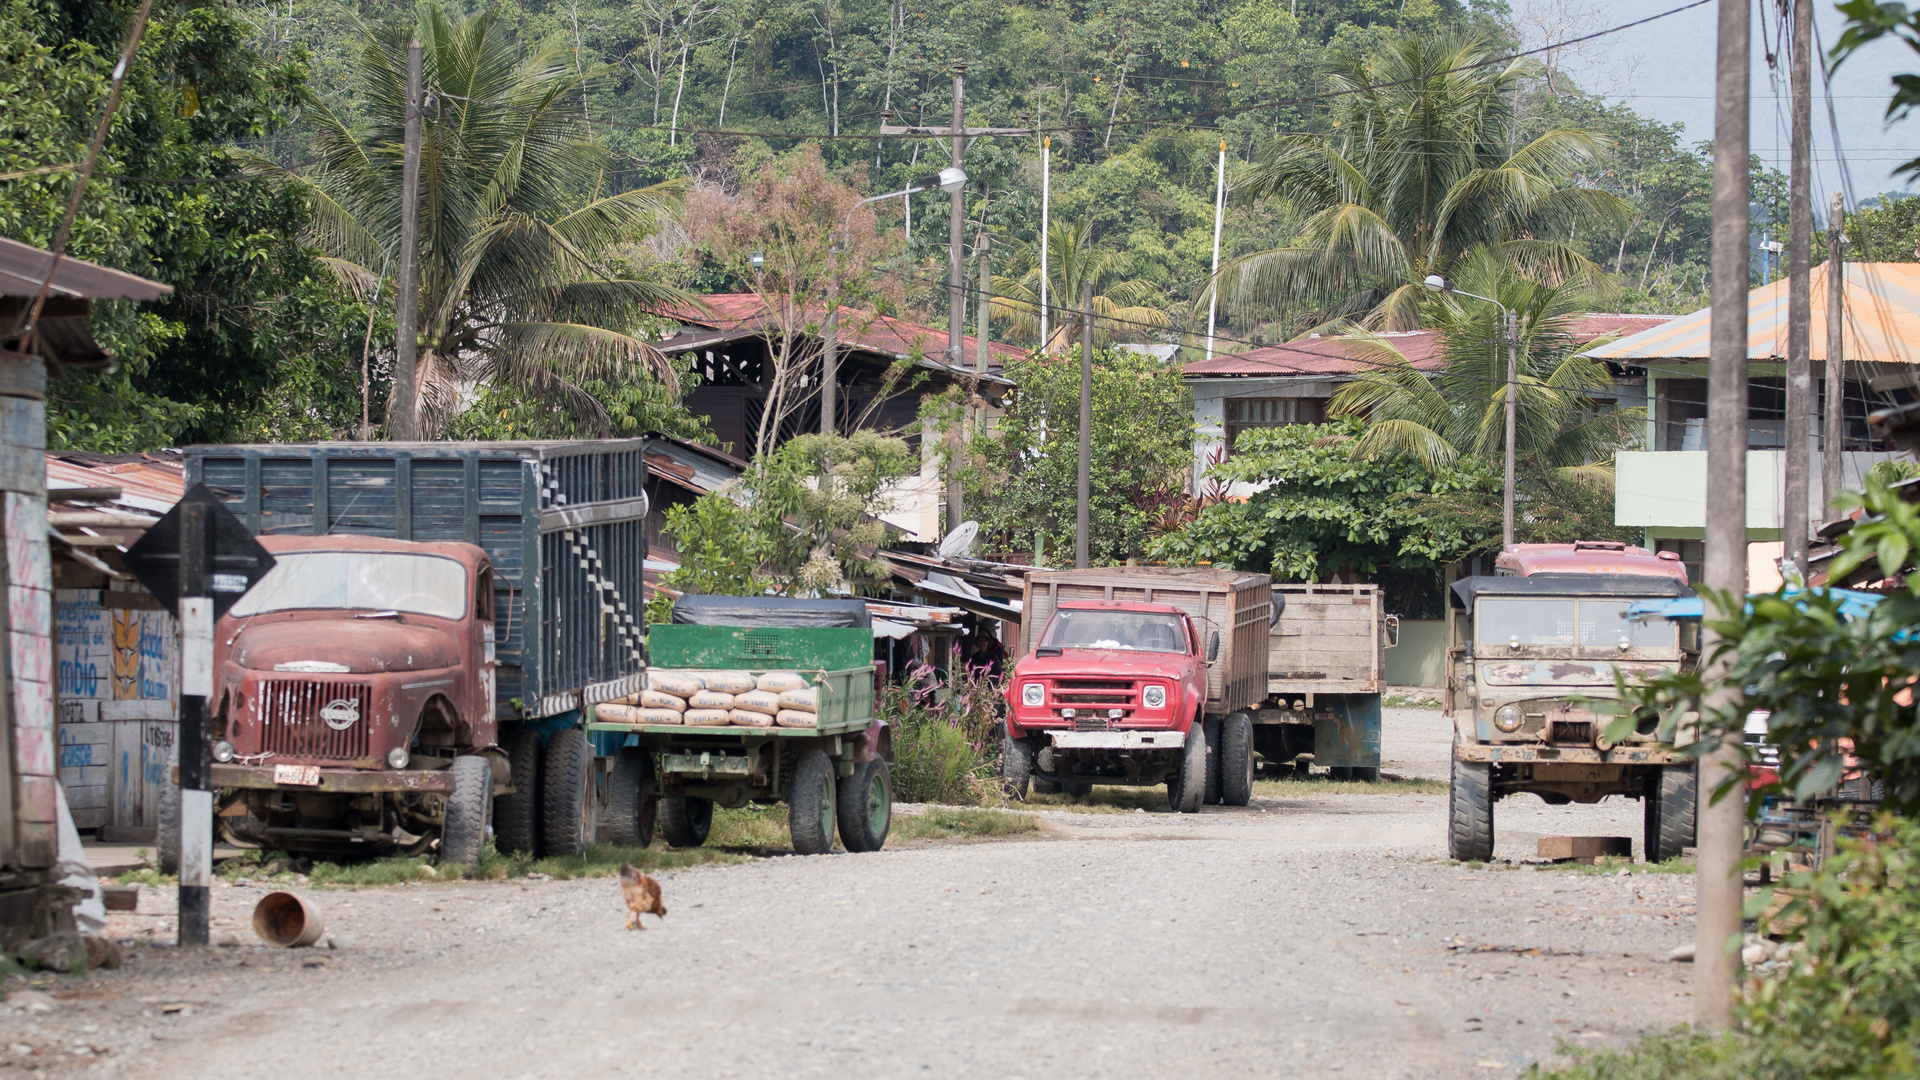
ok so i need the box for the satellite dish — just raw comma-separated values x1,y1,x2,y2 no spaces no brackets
938,520,979,560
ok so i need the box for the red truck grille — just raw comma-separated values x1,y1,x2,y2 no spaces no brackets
1052,679,1138,706
257,681,373,761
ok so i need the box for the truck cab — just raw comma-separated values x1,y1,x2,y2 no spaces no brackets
204,535,503,863
1445,551,1698,864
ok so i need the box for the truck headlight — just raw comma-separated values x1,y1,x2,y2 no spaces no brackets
212,740,234,763
1142,685,1167,709
1022,683,1044,708
1493,705,1524,732
387,747,411,769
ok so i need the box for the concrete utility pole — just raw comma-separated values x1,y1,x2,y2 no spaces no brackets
947,65,966,531
1503,308,1519,550
1824,193,1847,511
1040,137,1051,351
392,37,424,442
1075,280,1093,569
175,505,212,947
1698,0,1751,1030
1205,139,1226,362
1784,0,1813,575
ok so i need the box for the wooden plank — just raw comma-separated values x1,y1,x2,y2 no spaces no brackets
1538,836,1631,862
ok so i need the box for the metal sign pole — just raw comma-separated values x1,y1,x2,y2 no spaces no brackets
176,500,212,946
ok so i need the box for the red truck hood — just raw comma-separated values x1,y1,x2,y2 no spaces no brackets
1013,649,1194,681
230,620,459,674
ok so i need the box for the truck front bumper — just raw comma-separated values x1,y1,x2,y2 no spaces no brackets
1455,744,1689,766
198,763,458,794
1046,730,1186,751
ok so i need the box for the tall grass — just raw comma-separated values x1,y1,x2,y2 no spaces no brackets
882,661,1006,806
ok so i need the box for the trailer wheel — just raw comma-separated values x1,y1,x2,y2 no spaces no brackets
603,749,657,848
1203,717,1224,805
493,725,543,856
837,757,892,853
1644,764,1697,863
440,756,494,868
1002,734,1033,800
789,749,837,855
540,728,596,856
661,796,712,848
1062,779,1093,799
1220,712,1255,807
1448,755,1495,862
1168,722,1208,813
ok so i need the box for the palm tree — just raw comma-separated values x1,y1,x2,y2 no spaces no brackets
1215,35,1629,331
1327,247,1639,478
274,6,693,434
990,218,1171,352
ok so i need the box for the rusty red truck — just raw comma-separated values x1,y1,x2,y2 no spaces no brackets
1002,568,1274,812
1445,541,1698,863
159,441,649,868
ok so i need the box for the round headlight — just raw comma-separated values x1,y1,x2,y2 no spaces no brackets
212,740,234,763
1142,685,1167,709
1493,705,1524,732
387,746,411,769
1021,683,1045,708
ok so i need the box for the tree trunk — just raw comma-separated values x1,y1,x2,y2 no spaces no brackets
717,33,738,125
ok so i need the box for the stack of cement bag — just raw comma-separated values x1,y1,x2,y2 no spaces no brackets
595,671,821,728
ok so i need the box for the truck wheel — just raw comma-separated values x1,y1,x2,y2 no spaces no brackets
1449,756,1495,862
1220,712,1255,807
789,749,837,855
156,775,181,875
603,749,657,848
440,755,494,868
836,757,892,853
540,728,596,856
1168,723,1208,814
1002,734,1033,800
1204,717,1224,805
493,725,542,856
1644,764,1697,863
1062,779,1093,799
661,796,712,848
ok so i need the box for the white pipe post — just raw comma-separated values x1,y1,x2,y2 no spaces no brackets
1039,136,1051,353
1205,138,1226,361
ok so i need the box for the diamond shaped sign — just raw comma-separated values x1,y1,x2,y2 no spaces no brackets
122,483,276,619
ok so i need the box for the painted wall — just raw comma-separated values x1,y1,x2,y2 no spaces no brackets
53,590,177,837
1384,620,1447,688
1615,449,1899,530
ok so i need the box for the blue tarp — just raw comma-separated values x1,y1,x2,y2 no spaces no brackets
1628,587,1889,622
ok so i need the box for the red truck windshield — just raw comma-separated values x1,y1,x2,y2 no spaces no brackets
1039,610,1189,653
230,551,469,619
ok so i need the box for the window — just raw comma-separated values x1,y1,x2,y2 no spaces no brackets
1226,397,1324,453
1039,610,1190,654
1473,597,1679,651
230,552,469,620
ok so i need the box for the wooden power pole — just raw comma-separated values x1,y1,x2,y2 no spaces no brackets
1784,0,1813,575
1698,0,1751,1030
1824,193,1847,510
392,37,424,442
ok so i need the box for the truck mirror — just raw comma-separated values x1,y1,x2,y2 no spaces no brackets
1270,593,1286,625
1206,630,1221,663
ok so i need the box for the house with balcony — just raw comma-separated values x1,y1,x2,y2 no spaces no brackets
1582,262,1920,580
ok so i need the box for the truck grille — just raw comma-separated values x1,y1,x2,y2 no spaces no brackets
257,681,373,761
1074,717,1111,732
1052,679,1138,707
1549,721,1594,745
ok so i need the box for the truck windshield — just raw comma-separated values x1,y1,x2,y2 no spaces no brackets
1475,597,1678,649
229,552,468,620
1039,610,1189,653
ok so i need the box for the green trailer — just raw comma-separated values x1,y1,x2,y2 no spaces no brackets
586,603,892,855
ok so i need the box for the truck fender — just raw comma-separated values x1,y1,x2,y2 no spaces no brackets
856,719,893,763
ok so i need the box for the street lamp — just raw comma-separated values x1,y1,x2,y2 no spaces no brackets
1424,274,1521,551
749,250,765,271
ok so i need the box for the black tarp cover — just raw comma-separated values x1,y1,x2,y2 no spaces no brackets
670,594,873,628
1449,574,1694,608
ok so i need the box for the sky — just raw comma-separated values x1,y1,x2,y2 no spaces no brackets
1546,0,1917,209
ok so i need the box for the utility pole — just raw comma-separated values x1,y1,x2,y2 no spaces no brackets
1075,279,1093,569
1824,193,1847,511
1205,139,1226,361
392,37,424,442
1785,0,1813,576
947,64,966,532
1503,309,1519,550
1698,0,1751,1030
175,502,212,947
976,192,991,374
1040,137,1051,351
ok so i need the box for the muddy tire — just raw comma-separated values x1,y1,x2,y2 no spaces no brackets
1220,712,1254,807
1644,764,1697,863
1168,723,1208,814
1062,779,1093,798
493,725,542,856
837,757,892,853
661,796,712,848
789,749,837,855
603,749,657,849
540,728,596,856
1002,734,1033,800
1449,756,1495,862
439,756,494,868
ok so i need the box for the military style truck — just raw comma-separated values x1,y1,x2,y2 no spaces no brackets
1445,542,1698,862
163,441,650,867
1002,568,1274,812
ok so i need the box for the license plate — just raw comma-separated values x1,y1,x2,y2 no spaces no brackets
273,764,321,787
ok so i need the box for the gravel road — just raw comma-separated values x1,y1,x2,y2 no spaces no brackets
1,706,1696,1079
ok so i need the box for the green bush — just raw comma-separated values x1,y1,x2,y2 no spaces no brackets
881,664,1005,806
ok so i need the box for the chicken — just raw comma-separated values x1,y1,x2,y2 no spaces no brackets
620,863,667,930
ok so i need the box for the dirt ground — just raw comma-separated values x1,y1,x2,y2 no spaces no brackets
1,705,1697,1079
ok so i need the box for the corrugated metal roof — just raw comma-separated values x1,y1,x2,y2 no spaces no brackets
1188,314,1676,378
0,237,171,301
45,451,183,514
1581,263,1920,364
664,294,1019,385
